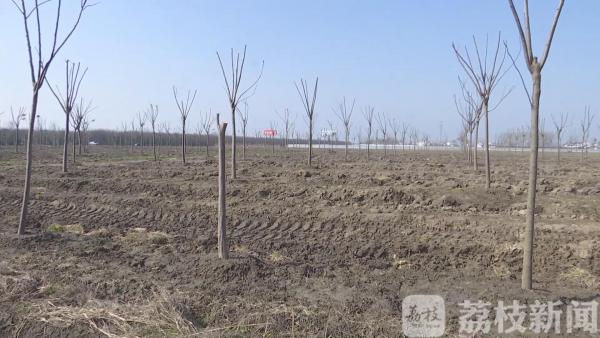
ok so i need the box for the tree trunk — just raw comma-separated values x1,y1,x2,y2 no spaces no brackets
308,120,313,167
182,122,186,164
231,104,237,179
62,113,69,172
218,122,229,259
78,130,82,155
206,132,210,158
152,129,157,161
556,135,561,163
468,130,473,164
581,136,585,162
484,100,491,189
383,138,387,157
522,64,542,291
367,134,370,160
73,130,77,163
474,121,479,171
15,128,19,153
140,129,144,155
345,130,349,161
17,90,39,235
242,129,246,160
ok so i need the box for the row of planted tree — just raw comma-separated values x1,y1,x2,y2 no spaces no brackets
7,0,587,291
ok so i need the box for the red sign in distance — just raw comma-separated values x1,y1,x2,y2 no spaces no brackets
263,129,277,137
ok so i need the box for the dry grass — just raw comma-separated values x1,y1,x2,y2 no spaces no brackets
28,291,197,337
268,251,288,262
0,261,40,302
198,299,401,337
492,263,511,278
121,227,170,245
232,244,250,254
559,267,598,288
47,223,85,235
494,242,522,256
85,227,110,237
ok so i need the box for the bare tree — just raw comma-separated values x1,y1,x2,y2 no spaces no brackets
390,118,400,156
137,111,147,155
455,97,474,163
507,0,566,290
269,121,278,154
454,78,483,166
551,112,568,163
70,105,81,159
81,116,93,153
376,112,388,157
400,122,409,151
216,45,264,179
10,107,27,153
164,122,171,147
580,106,594,161
173,87,197,164
216,113,228,259
423,134,431,150
161,122,171,148
13,0,94,235
146,104,159,161
120,121,128,147
277,108,294,151
200,110,213,159
362,106,375,160
130,119,136,152
70,98,92,161
453,33,510,189
410,128,419,151
334,97,354,161
295,77,318,167
46,60,87,173
238,104,250,159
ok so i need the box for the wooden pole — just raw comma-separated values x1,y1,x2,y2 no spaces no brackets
217,114,229,259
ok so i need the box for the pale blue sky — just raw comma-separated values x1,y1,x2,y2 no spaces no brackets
1,1,598,140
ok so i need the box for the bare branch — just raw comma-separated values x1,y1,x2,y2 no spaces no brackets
508,0,533,69
505,42,532,105
540,0,566,69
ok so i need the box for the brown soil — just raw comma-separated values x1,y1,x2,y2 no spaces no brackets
1,146,599,337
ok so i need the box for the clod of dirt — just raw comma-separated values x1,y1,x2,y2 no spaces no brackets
434,195,460,207
571,240,598,259
509,202,543,215
380,188,415,205
297,170,311,178
391,255,409,269
577,187,600,195
371,175,391,186
257,190,271,198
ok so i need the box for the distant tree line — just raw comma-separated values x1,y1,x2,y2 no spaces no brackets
0,126,347,151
